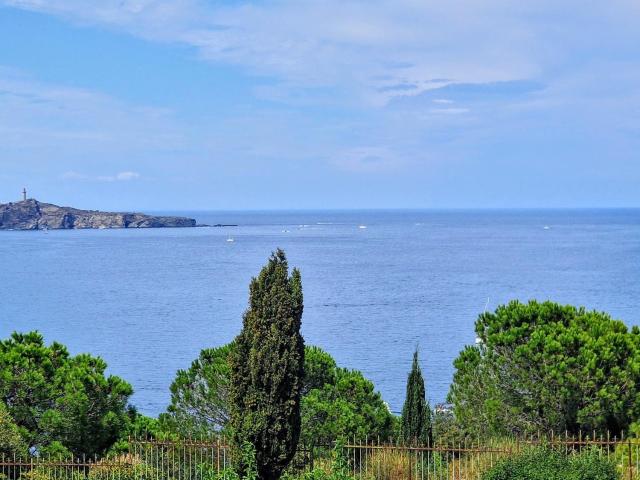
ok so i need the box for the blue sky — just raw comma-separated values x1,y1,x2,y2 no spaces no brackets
1,1,639,210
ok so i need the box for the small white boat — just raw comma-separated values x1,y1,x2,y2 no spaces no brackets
358,225,367,229
226,237,235,243
543,225,550,230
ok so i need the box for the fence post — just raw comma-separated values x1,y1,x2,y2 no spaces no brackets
629,438,633,480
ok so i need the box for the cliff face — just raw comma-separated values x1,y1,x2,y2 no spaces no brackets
0,199,196,230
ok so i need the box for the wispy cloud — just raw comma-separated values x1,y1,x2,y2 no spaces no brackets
61,171,141,182
1,0,616,105
2,0,640,207
0,66,184,157
429,107,470,115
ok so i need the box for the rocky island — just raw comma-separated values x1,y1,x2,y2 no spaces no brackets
0,199,197,230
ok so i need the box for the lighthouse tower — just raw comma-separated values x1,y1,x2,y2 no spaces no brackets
22,188,27,201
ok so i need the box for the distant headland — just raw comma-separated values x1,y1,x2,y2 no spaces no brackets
0,198,197,230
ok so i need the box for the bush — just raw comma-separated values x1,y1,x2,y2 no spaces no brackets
283,442,354,480
482,448,619,480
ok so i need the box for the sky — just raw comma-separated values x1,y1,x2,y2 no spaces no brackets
0,0,639,210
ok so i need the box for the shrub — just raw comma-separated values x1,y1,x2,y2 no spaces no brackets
88,454,151,480
283,442,355,480
481,448,619,480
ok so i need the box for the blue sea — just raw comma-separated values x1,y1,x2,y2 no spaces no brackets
1,209,639,416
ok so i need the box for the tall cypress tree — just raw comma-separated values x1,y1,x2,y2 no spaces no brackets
229,249,305,480
400,349,433,446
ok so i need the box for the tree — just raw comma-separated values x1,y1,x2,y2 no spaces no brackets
160,342,234,436
400,349,432,446
301,367,395,445
163,343,393,446
0,331,133,457
229,249,305,480
448,300,640,437
302,346,337,395
0,402,27,458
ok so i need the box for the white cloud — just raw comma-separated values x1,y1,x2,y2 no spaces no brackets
9,0,639,106
3,0,640,196
114,171,140,181
61,170,142,182
429,108,470,115
3,0,639,107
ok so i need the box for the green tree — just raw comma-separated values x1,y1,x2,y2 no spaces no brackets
229,249,305,480
0,331,133,457
0,402,28,458
302,346,337,395
301,368,395,445
448,300,640,437
400,349,432,445
160,342,234,436
162,343,392,445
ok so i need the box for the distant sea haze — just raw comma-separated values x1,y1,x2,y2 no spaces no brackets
1,209,639,416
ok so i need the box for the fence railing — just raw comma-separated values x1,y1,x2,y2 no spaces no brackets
1,434,640,480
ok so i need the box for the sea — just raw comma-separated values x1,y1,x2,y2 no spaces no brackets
1,209,639,416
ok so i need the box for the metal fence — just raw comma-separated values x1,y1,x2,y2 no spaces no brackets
337,434,639,480
1,433,640,480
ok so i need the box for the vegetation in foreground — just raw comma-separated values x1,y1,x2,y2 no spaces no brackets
481,447,619,480
449,300,640,438
229,249,305,479
1,249,637,479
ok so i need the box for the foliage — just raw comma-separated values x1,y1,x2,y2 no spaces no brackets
88,454,153,480
432,409,469,446
481,447,619,480
448,301,640,437
108,412,163,455
204,442,259,480
302,347,337,396
0,402,28,458
301,368,395,445
160,343,234,436
37,441,71,458
400,349,432,445
283,442,354,480
364,446,448,480
0,331,133,457
229,249,305,480
162,338,392,447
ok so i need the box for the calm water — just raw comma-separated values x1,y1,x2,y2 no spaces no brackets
1,209,639,416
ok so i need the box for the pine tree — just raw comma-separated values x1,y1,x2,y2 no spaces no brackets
400,349,433,446
229,249,305,480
